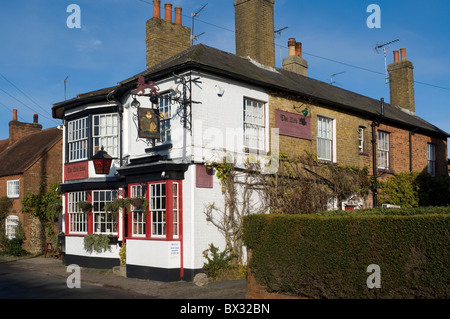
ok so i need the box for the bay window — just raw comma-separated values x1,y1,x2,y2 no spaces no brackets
130,184,146,237
150,183,166,237
67,113,119,163
92,190,118,234
93,113,119,158
68,117,88,162
68,191,88,234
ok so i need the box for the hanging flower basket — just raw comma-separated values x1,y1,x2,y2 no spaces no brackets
130,198,144,210
77,201,92,214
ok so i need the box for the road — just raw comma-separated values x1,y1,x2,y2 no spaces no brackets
0,261,151,299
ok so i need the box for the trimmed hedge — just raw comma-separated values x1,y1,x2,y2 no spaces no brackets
243,207,450,299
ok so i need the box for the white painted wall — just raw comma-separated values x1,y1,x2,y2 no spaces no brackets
65,236,120,259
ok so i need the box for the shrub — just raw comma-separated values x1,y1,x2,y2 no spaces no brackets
243,207,450,299
0,222,28,257
202,243,236,279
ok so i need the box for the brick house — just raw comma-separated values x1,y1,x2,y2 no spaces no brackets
51,0,448,281
0,110,62,254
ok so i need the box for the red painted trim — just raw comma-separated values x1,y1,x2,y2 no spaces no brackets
166,181,173,240
64,193,69,235
87,191,93,234
178,181,184,278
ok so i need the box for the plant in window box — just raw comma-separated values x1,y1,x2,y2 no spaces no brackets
77,201,92,214
83,234,112,253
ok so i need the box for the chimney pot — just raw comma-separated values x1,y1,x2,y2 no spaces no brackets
165,3,173,22
33,114,38,123
288,38,296,56
153,0,161,18
295,42,302,58
400,48,407,61
393,50,399,63
13,109,17,121
175,7,182,25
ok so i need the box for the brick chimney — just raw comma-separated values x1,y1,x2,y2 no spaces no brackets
387,48,415,114
234,0,276,68
282,38,308,76
9,109,42,146
146,0,191,69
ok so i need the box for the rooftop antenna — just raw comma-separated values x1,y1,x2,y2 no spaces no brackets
374,39,400,84
191,32,205,43
191,3,208,46
274,27,288,66
330,71,345,86
63,76,69,100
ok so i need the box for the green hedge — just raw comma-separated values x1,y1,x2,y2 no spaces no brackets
243,207,450,299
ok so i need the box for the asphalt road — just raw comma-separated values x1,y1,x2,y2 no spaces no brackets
0,261,151,299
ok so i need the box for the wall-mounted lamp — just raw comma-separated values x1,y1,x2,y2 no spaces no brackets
92,146,113,175
293,104,308,116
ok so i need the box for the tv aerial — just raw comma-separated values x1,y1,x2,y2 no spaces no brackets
191,3,208,45
330,71,345,86
274,26,288,65
374,39,399,84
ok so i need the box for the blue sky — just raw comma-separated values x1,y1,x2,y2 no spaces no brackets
0,0,449,155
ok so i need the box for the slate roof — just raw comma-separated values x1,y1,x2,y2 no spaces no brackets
0,127,62,177
52,44,449,137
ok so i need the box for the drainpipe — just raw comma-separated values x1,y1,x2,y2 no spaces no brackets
371,98,385,208
371,121,378,208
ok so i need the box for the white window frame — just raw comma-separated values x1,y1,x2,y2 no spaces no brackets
7,180,20,198
172,182,179,239
92,190,118,235
5,215,19,239
67,191,88,234
243,98,266,152
93,113,118,158
68,117,89,162
427,143,436,176
358,127,365,153
377,131,390,170
130,185,146,237
150,183,166,238
158,94,172,144
317,115,335,162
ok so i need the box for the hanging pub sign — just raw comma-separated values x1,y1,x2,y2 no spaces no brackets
132,76,161,140
138,107,161,139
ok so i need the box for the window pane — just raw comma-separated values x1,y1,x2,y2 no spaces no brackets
243,98,265,150
92,190,118,234
93,114,118,158
150,183,166,237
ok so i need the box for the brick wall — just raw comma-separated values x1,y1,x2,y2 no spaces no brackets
146,17,190,69
234,0,275,67
270,93,371,168
9,121,42,146
1,140,62,254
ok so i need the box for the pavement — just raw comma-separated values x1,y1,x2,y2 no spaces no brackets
0,255,248,299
